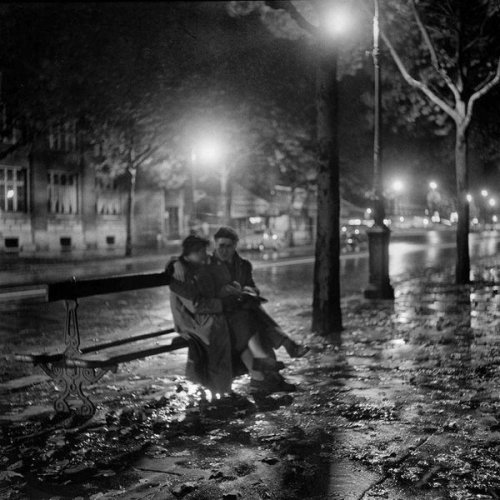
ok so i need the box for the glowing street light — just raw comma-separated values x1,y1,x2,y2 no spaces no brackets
489,198,496,207
429,181,438,190
324,5,353,38
195,137,224,165
481,189,488,198
466,194,473,203
192,136,229,225
190,136,227,225
392,180,404,193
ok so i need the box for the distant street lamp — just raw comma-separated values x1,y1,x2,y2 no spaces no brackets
191,136,229,226
324,4,353,37
389,178,405,216
466,193,473,203
481,189,488,198
364,0,394,300
392,179,404,193
429,181,438,191
489,198,496,207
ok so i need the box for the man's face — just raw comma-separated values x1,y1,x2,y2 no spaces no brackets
185,247,207,265
214,237,237,262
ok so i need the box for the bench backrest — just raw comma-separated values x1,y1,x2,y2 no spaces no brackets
48,272,171,302
0,272,171,305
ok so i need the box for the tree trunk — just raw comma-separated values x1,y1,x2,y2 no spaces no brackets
288,187,296,247
455,122,470,284
125,166,136,257
312,43,342,336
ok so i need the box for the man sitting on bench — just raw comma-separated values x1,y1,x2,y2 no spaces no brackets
208,226,308,394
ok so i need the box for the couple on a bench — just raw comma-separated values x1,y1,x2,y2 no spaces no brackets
165,226,308,398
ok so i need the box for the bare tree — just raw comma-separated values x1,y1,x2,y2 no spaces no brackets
371,0,500,284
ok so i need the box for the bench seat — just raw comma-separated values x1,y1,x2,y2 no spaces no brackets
9,329,188,369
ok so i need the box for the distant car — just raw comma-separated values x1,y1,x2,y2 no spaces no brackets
241,229,284,251
341,225,368,253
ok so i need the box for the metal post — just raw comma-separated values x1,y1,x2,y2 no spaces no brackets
364,0,394,300
191,150,197,223
220,161,230,225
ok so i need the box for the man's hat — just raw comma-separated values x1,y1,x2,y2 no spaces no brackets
182,235,209,256
214,226,239,242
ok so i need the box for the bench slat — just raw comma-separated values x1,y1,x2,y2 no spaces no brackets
48,272,170,302
8,329,186,367
80,328,177,354
64,335,188,368
11,352,64,364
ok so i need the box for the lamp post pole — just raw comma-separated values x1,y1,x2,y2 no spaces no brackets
364,0,394,300
220,160,230,226
190,150,197,232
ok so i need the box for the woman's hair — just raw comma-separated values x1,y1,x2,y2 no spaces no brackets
181,235,210,256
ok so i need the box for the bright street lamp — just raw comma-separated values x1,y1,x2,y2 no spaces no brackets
392,180,404,193
466,194,473,203
195,138,224,165
489,198,496,207
481,189,488,198
429,181,438,190
190,136,227,226
192,136,230,225
324,5,353,37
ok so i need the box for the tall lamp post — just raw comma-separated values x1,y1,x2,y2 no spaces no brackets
364,0,394,300
192,137,229,227
190,150,198,230
220,161,230,226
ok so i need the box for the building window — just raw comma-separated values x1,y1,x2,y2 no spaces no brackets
96,175,123,215
48,171,78,214
166,206,180,239
48,120,77,152
0,166,27,213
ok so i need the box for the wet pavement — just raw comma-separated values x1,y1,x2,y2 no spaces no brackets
0,254,499,499
2,231,499,381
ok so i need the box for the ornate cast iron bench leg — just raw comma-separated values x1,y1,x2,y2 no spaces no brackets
38,298,114,416
39,364,110,416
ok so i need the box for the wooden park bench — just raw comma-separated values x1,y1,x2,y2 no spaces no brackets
2,273,188,417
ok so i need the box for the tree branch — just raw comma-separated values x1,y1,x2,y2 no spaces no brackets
132,138,164,168
380,29,459,121
0,138,29,162
410,0,460,103
465,57,500,127
264,1,318,36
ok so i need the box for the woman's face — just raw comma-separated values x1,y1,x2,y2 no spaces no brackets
186,247,208,265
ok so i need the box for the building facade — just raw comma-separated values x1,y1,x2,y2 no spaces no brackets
0,128,185,254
